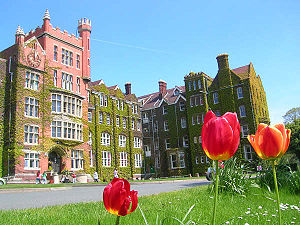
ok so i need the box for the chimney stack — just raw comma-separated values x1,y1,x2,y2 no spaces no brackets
158,80,167,98
15,25,25,45
125,82,131,95
216,53,229,70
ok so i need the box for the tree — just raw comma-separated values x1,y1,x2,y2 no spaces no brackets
283,107,300,124
285,118,300,161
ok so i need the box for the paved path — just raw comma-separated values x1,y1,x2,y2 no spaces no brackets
0,179,209,210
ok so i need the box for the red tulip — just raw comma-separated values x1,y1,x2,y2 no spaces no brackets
201,111,240,161
103,178,138,216
247,123,291,160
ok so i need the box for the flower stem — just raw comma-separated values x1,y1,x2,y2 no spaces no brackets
115,215,120,225
271,160,282,225
212,160,219,225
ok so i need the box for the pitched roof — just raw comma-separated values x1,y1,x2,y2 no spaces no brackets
232,64,250,79
138,85,186,110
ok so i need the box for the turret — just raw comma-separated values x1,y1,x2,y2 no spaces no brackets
78,18,91,79
15,25,25,45
42,9,51,32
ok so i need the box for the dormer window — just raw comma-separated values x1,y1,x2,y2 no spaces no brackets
174,89,179,96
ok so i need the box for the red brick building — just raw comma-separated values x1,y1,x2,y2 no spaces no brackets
0,10,92,182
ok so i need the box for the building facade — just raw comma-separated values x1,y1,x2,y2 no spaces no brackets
0,10,143,182
88,81,143,181
139,54,270,176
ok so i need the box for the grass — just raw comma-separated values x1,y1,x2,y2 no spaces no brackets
0,185,299,225
0,176,205,189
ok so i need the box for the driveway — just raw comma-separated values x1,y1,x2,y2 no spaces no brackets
0,179,209,210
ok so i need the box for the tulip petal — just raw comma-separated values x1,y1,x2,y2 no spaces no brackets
256,123,268,136
129,190,138,214
109,181,128,214
118,197,131,216
248,135,264,159
257,126,283,159
202,116,234,160
223,112,240,152
203,111,216,125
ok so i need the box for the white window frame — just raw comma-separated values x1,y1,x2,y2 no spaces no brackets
193,80,196,90
163,105,168,115
51,121,83,141
101,133,111,146
89,150,93,167
54,45,58,61
144,145,151,157
25,97,39,118
24,125,39,145
77,77,80,94
198,79,201,89
199,136,202,144
106,113,110,125
155,152,160,168
88,112,92,122
61,48,73,66
192,116,195,125
213,92,219,104
88,131,92,145
239,105,246,117
119,152,128,167
179,101,185,111
134,137,141,148
164,121,169,131
237,87,243,99
131,119,135,130
183,136,189,148
181,117,187,128
134,154,142,168
194,136,197,144
61,72,73,91
244,144,253,161
201,156,204,164
53,70,57,87
242,125,249,138
119,135,126,147
196,114,201,124
71,150,83,170
24,150,40,170
195,156,199,164
99,112,103,124
179,152,185,168
123,118,126,128
165,139,170,149
25,71,39,91
116,116,120,127
170,154,178,169
102,151,111,167
188,81,191,91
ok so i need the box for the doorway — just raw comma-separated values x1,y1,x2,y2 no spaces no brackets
48,151,61,173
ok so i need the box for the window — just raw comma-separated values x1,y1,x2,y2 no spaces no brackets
194,136,197,144
61,48,73,66
196,114,201,124
165,139,170,149
131,119,135,130
242,125,249,138
190,97,193,107
137,120,141,131
144,145,151,157
104,95,108,107
89,150,93,167
155,152,160,168
102,151,111,167
54,46,57,61
244,145,253,161
179,152,185,168
119,152,128,167
193,80,196,90
239,105,246,117
237,87,243,99
52,94,82,117
121,101,124,111
76,54,80,69
51,121,82,141
71,150,83,170
199,136,202,143
123,118,127,128
195,96,199,106
163,105,168,115
99,112,103,124
134,137,141,148
25,97,39,118
183,136,189,147
53,70,57,87
215,110,221,117
116,116,120,127
119,135,126,147
117,100,120,110
179,101,185,111
24,151,39,169
106,113,110,125
164,121,169,131
188,81,191,91
154,141,159,150
206,156,210,164
101,133,110,146
87,90,90,103
198,80,201,89
191,116,195,125
61,72,73,91
200,95,203,105
24,125,39,145
77,77,80,93
201,156,204,164
181,117,187,128
25,71,39,91
135,154,142,168
88,112,92,122
195,156,199,164
213,92,219,104
170,154,178,168
88,131,92,145
154,121,158,132
99,94,104,107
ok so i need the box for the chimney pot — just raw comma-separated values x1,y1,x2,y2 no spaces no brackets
216,53,229,70
158,80,167,97
125,82,131,95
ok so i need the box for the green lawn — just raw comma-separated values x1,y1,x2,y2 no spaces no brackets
0,177,205,189
0,186,299,225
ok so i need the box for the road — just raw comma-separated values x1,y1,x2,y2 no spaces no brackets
0,179,209,210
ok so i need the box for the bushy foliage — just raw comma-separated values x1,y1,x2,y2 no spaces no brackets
258,159,300,194
211,157,252,195
285,118,300,160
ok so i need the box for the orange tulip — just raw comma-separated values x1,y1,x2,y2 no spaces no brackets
103,177,138,216
201,111,241,161
247,123,291,160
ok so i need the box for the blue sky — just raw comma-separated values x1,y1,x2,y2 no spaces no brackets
0,0,299,124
